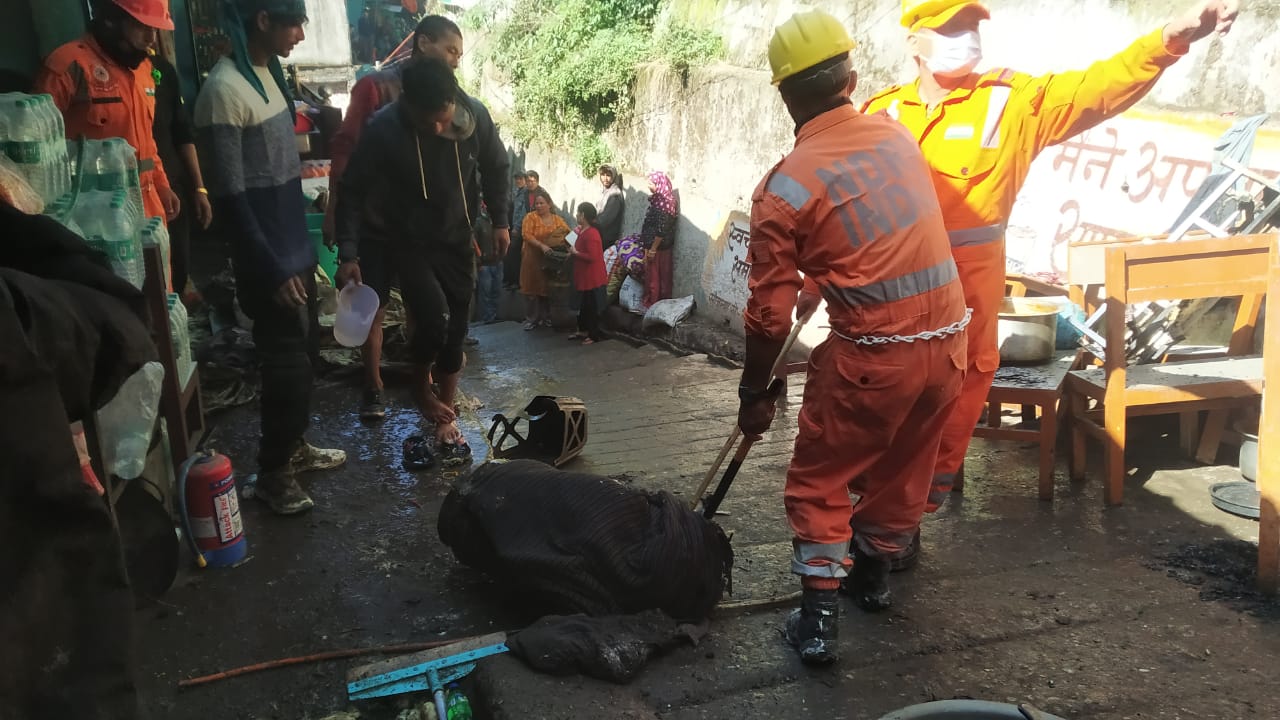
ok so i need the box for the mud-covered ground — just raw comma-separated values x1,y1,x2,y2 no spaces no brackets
134,310,1280,720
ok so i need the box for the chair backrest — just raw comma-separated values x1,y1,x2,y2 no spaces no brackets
1102,234,1275,371
1106,234,1273,305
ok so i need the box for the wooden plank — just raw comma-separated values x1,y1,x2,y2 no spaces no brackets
1180,413,1199,455
1104,246,1129,506
1039,403,1059,501
1067,234,1157,287
991,353,1077,393
1124,383,1263,407
1120,234,1272,304
1258,238,1280,594
1006,273,1068,297
1070,356,1264,389
1126,258,1268,303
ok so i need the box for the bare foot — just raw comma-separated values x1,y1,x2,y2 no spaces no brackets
435,419,465,445
412,383,457,425
424,394,457,425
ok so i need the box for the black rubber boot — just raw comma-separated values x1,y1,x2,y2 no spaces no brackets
843,548,892,612
849,529,921,573
783,588,840,665
891,530,922,573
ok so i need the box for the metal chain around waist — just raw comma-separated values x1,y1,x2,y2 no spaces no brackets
827,308,973,346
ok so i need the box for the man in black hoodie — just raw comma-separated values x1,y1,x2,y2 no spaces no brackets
335,57,510,467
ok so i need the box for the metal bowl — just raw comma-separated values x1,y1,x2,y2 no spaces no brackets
997,297,1060,365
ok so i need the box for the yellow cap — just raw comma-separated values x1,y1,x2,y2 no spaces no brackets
900,0,990,33
767,9,857,86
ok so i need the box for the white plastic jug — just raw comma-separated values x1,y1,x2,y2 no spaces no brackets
333,283,380,348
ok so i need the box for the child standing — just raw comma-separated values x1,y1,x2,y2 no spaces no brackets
568,203,608,344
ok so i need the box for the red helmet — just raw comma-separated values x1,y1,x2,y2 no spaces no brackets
111,0,175,31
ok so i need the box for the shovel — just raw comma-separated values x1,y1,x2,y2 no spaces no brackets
692,307,816,519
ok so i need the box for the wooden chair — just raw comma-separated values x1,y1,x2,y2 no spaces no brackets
1064,234,1271,506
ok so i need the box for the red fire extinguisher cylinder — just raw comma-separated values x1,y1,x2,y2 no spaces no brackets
178,453,248,568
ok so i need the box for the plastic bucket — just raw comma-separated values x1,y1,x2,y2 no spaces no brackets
333,283,380,347
1240,432,1259,482
306,212,338,281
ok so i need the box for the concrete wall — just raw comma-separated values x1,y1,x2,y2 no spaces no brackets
470,0,1280,345
291,0,354,67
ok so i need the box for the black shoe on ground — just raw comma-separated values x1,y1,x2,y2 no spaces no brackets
402,434,436,471
841,548,893,612
254,469,314,516
783,588,840,665
438,440,473,468
360,389,386,422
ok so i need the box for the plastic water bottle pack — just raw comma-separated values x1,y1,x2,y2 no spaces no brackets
142,216,172,290
1,94,153,292
167,293,194,384
41,138,150,289
0,92,71,204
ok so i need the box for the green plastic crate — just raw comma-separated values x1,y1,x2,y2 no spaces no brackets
306,212,338,281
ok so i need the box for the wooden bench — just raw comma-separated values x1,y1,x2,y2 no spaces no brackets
1064,234,1271,506
976,352,1079,501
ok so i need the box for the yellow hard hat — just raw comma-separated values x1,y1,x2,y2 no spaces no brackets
900,0,990,33
767,9,857,86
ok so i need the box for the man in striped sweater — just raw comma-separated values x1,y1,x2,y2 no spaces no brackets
195,0,345,516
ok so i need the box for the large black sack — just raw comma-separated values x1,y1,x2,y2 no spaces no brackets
438,460,733,621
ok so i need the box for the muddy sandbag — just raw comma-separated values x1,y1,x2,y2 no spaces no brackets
437,460,732,620
507,610,707,684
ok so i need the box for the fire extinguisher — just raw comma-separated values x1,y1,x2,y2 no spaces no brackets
178,452,248,568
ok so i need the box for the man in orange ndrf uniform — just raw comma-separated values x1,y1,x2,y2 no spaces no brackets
36,0,181,222
738,9,969,666
859,0,1240,526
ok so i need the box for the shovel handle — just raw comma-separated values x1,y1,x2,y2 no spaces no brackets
691,307,816,511
690,427,741,510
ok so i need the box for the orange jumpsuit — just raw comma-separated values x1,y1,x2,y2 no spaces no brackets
745,103,967,575
861,28,1184,510
35,35,172,220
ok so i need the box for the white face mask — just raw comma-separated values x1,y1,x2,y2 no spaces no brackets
923,29,982,78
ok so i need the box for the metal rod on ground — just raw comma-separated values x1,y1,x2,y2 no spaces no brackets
177,637,480,689
178,592,802,690
690,307,816,514
714,590,804,616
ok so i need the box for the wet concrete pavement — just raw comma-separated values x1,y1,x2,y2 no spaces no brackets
136,319,1280,719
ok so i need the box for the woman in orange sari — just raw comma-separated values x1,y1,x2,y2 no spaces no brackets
520,187,570,330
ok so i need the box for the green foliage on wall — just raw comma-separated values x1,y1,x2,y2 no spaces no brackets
465,0,724,176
